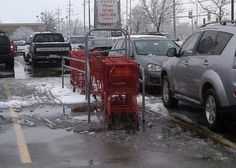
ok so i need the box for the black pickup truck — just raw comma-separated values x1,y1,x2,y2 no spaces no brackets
25,32,70,66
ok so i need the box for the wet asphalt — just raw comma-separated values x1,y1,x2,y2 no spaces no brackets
0,56,236,168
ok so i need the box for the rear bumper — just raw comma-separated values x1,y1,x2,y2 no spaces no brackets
0,55,14,63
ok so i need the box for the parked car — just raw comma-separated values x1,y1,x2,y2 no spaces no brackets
0,32,14,69
83,38,114,56
23,35,32,62
13,40,27,56
25,32,71,66
161,21,236,131
66,35,85,50
109,35,179,88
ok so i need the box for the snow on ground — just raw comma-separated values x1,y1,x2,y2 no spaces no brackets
0,78,165,116
0,79,87,109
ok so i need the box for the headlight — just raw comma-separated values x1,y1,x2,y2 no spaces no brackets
147,64,162,72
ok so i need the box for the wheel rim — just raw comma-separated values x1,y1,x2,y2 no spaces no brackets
205,95,216,125
162,80,169,103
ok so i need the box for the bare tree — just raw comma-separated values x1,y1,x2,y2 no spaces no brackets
197,0,230,21
11,27,34,41
130,5,149,34
71,19,84,35
139,0,180,32
40,10,57,32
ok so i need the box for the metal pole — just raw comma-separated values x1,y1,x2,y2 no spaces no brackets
141,67,145,132
85,31,90,122
126,0,128,31
173,0,176,39
129,0,132,34
84,0,86,34
191,17,194,32
62,57,65,88
232,0,234,21
196,0,198,27
88,0,91,30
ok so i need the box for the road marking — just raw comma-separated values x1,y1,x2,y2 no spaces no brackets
4,85,32,164
169,115,236,149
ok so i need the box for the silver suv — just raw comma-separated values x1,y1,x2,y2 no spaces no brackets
161,21,236,131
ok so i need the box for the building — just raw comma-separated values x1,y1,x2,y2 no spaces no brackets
0,23,44,37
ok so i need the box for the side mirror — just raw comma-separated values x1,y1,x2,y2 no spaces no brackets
167,47,177,57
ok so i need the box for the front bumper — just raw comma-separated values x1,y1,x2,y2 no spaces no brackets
145,71,161,87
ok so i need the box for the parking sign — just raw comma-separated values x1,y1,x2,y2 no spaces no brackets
95,0,120,29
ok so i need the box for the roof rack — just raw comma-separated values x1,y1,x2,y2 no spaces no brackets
200,20,236,27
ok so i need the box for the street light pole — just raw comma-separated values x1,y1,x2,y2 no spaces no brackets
173,0,176,39
88,0,91,30
126,0,128,31
84,0,86,34
231,0,234,20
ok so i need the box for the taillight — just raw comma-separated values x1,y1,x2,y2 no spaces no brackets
69,44,72,51
233,91,236,97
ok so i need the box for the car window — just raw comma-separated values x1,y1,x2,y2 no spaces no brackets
134,39,177,56
180,32,201,56
121,40,133,56
70,37,85,44
114,39,124,49
196,31,217,55
212,32,232,55
34,34,64,42
113,39,124,54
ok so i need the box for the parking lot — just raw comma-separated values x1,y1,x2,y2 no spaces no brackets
1,56,236,168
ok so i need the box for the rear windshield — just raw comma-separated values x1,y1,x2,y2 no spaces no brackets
0,35,10,45
33,34,64,42
88,39,113,48
13,41,26,46
70,37,85,44
134,39,178,55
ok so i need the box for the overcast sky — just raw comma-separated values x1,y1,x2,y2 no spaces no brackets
0,0,140,23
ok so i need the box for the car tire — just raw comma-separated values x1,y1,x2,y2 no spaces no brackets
161,76,178,108
203,88,222,132
24,54,30,62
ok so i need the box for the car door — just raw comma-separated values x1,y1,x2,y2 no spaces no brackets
187,30,218,100
171,32,202,96
188,30,233,100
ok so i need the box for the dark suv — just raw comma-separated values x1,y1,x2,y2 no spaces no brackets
161,21,236,131
0,33,14,69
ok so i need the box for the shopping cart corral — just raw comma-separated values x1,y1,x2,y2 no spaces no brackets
62,29,146,131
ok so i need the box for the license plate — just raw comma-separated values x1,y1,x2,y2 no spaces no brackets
49,55,60,58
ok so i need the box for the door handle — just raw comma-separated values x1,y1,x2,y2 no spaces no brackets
203,60,209,65
183,60,188,65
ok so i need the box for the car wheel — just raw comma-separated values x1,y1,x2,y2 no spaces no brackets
204,88,222,131
161,76,178,108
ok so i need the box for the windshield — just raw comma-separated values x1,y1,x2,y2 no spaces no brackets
88,39,113,48
70,37,85,44
34,34,64,42
134,39,177,55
